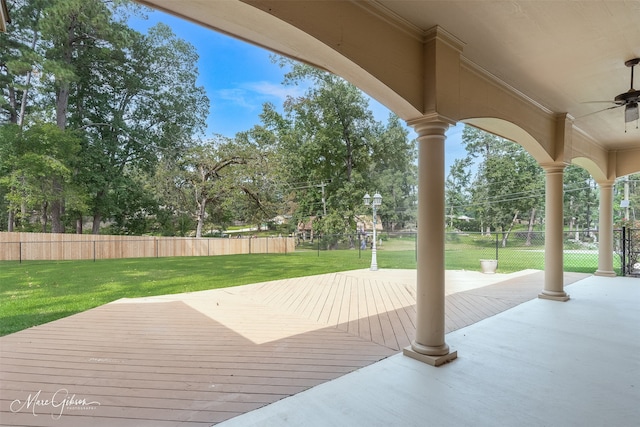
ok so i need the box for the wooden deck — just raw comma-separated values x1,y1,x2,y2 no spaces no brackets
0,270,588,426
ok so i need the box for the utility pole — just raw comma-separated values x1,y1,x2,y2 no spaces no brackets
317,181,327,216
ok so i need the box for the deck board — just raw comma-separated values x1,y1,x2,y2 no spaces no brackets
1,269,588,426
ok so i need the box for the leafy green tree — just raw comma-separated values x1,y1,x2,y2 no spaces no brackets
262,60,416,241
267,62,377,238
35,0,130,231
0,123,82,231
461,126,544,245
445,157,472,229
2,1,207,234
232,126,286,229
564,165,599,239
0,0,47,126
73,22,208,233
370,114,417,231
179,137,247,238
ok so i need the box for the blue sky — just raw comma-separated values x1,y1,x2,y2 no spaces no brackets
129,8,467,172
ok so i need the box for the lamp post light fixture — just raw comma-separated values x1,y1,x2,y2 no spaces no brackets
363,192,382,271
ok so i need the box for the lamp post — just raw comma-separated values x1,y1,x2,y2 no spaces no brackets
363,192,382,271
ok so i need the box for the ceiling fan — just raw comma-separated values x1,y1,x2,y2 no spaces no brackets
616,58,640,123
581,58,639,127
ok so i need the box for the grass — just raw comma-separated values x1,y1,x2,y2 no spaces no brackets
0,250,417,336
1,240,612,336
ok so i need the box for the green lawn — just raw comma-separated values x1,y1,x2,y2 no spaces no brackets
0,243,611,336
0,250,416,336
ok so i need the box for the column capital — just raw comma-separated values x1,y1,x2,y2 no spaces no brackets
407,113,456,135
540,162,567,174
596,180,615,189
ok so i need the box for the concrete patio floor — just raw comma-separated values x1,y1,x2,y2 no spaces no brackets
0,269,597,426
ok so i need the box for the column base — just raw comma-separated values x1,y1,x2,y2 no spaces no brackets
594,269,617,277
538,291,570,302
403,346,457,367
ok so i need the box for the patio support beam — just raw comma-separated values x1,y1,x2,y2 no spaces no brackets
594,181,617,277
403,115,457,366
539,164,570,301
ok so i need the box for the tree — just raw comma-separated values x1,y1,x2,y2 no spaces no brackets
445,157,472,229
370,114,417,231
36,0,127,231
74,22,208,233
0,123,82,231
232,126,286,229
2,1,208,234
179,137,247,238
461,126,544,245
261,60,416,240
564,165,599,239
0,0,47,127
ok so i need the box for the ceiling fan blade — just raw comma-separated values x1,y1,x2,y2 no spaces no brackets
575,104,623,120
581,100,625,105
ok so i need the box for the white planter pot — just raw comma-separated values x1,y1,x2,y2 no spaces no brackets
480,259,498,274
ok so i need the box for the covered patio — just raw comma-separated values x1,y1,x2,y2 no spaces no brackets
2,1,639,425
0,269,602,426
134,0,640,366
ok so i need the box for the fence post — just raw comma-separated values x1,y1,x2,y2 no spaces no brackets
19,242,22,264
495,233,499,263
318,239,320,257
93,241,96,262
622,226,626,277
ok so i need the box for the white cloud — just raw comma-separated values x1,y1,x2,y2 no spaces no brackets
213,81,303,113
242,81,303,102
215,88,256,110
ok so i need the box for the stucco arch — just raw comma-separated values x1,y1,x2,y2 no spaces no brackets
462,117,554,165
572,157,608,183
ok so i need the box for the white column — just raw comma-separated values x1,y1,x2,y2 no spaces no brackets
595,182,617,277
539,164,570,301
403,116,457,366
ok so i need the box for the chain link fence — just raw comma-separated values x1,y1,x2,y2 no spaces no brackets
298,230,623,275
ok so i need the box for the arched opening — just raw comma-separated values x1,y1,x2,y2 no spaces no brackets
462,117,554,165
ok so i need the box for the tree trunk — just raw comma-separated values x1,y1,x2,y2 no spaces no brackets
525,208,536,246
50,199,64,232
41,202,48,232
50,178,64,233
7,86,18,124
76,217,83,234
449,206,454,229
195,196,208,238
18,31,40,128
92,213,102,235
20,200,27,230
501,210,519,247
8,210,15,232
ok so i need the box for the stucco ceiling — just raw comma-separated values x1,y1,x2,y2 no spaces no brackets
137,0,640,152
377,1,640,148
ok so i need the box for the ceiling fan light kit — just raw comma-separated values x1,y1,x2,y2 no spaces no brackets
625,102,639,123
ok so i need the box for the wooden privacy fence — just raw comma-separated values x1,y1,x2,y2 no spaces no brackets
0,232,295,262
